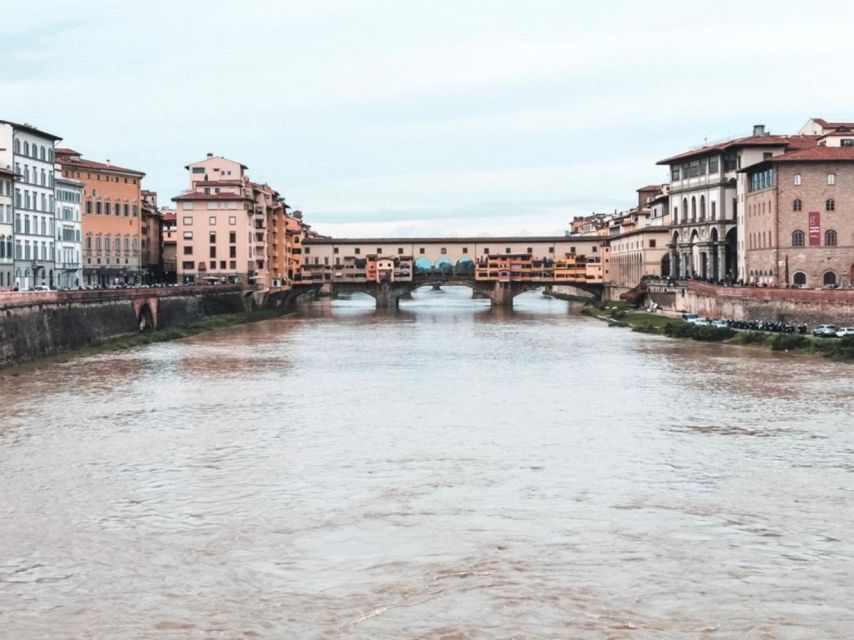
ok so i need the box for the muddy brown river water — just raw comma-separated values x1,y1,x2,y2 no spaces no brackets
1,287,853,639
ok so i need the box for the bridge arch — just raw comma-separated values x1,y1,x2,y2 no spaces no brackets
137,301,155,331
455,256,475,276
414,257,433,274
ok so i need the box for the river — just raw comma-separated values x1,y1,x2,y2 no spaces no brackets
1,287,853,639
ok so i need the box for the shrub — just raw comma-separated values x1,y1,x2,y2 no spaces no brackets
664,322,734,342
770,334,809,351
731,331,769,346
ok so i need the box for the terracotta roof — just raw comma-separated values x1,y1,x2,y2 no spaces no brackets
656,134,819,165
56,151,145,177
304,235,603,245
762,146,854,163
636,184,664,192
161,212,176,222
191,180,244,187
0,119,62,141
811,118,854,129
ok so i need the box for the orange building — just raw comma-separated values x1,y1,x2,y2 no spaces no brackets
56,148,145,286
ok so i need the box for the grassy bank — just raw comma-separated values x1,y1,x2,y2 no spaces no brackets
1,306,295,375
542,291,596,304
583,302,854,361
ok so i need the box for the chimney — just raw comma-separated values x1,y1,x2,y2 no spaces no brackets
753,124,766,136
206,152,213,157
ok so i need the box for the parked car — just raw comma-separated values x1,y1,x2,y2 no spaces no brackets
32,285,51,291
711,319,729,328
813,324,840,337
835,327,854,337
682,313,699,322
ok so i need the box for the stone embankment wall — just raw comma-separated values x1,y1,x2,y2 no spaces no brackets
644,282,854,326
0,286,249,368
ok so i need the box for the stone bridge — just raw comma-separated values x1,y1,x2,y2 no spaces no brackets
323,276,603,309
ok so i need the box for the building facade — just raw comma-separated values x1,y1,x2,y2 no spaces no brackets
0,167,14,288
141,190,162,282
173,155,256,285
0,120,62,290
54,174,83,289
160,209,177,283
742,147,854,288
56,149,145,287
658,125,819,283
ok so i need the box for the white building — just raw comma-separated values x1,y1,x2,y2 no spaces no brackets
54,173,83,289
657,124,818,283
0,167,14,289
0,120,62,289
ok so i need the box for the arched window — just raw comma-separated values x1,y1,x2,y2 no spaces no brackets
23,141,29,156
827,173,836,185
826,199,835,211
794,174,802,185
793,272,806,286
682,198,688,223
793,199,802,211
823,271,837,286
14,139,20,153
691,197,697,222
792,230,805,247
700,195,706,221
825,229,838,246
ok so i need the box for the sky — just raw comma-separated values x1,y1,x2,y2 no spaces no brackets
2,0,854,237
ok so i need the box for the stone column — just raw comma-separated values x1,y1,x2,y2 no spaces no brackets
717,244,726,282
669,247,677,279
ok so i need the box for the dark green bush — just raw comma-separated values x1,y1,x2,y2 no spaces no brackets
770,334,810,351
664,322,734,342
731,331,769,345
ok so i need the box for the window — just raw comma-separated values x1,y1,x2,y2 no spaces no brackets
793,272,806,286
505,247,511,254
229,260,237,269
182,261,195,270
184,202,194,210
792,230,805,247
229,232,236,243
398,247,404,254
826,199,835,211
209,246,216,258
711,201,716,221
440,247,447,255
708,157,719,173
183,231,193,240
794,174,801,185
229,216,236,225
183,246,193,255
827,173,836,185
825,229,838,246
229,246,236,258
419,248,425,254
793,199,802,212
192,167,205,174
377,248,383,254
823,271,837,286
183,216,193,225
354,248,360,255
209,232,216,243
124,204,129,216
649,239,657,248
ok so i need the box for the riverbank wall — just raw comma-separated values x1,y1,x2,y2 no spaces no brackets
640,281,854,325
0,286,265,368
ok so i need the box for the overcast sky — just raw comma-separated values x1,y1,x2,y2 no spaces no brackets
2,0,854,237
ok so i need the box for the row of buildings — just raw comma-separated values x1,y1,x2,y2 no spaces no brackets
0,119,312,291
594,117,854,292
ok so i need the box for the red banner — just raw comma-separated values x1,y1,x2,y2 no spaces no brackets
809,212,821,246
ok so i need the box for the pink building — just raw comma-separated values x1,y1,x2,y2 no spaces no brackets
172,154,268,286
